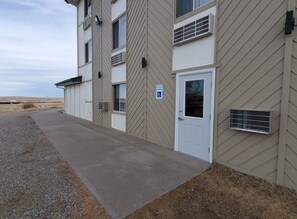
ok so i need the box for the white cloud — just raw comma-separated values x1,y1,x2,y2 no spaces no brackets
0,0,77,97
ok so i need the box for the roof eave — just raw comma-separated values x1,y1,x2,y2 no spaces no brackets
64,0,79,7
55,76,82,87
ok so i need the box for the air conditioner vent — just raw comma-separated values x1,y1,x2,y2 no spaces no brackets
173,14,214,45
230,109,272,134
111,52,126,66
99,102,108,112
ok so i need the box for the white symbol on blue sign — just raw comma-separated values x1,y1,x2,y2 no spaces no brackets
156,85,163,100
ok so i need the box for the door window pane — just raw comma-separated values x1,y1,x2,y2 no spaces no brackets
185,80,204,118
176,0,193,18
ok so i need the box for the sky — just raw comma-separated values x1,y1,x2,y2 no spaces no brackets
0,0,77,97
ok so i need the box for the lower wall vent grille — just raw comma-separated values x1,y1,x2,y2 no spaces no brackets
230,109,272,134
99,102,108,112
111,52,126,66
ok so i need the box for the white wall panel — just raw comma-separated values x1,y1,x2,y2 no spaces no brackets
85,81,92,101
79,83,86,119
112,114,126,132
74,85,80,117
70,86,75,116
112,0,126,21
78,25,85,67
172,6,216,71
112,64,126,83
78,0,84,25
85,102,92,121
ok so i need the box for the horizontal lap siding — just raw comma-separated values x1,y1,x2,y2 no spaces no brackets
284,3,297,190
216,0,287,182
147,0,175,148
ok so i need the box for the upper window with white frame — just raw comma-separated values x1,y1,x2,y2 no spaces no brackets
113,14,126,50
85,40,92,63
176,0,214,18
85,0,91,17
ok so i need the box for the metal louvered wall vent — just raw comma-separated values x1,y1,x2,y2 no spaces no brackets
230,109,273,134
111,52,126,66
173,14,214,45
99,102,108,112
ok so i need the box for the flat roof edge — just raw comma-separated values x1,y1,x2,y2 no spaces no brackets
55,76,82,87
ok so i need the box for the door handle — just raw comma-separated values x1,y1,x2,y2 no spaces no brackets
178,117,184,121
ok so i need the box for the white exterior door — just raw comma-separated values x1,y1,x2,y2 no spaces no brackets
177,72,212,162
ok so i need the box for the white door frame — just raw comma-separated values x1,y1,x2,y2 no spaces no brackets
174,68,216,163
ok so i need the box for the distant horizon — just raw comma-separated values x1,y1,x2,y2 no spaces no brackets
0,0,77,98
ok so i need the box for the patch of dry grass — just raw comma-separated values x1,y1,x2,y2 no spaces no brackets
0,97,64,113
128,164,297,219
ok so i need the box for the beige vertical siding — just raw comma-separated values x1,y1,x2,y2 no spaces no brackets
126,0,147,139
92,0,113,128
126,0,175,147
284,3,297,190
146,0,175,148
216,0,287,182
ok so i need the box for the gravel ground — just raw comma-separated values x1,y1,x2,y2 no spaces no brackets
0,113,109,218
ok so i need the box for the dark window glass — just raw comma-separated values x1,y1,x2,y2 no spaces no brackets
176,0,193,18
85,40,92,63
114,84,126,112
185,80,204,118
85,0,91,17
113,14,126,49
114,85,120,111
113,20,119,49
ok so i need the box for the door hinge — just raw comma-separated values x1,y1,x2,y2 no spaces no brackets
208,147,210,153
209,115,211,120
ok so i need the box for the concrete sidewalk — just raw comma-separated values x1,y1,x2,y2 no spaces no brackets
32,110,210,219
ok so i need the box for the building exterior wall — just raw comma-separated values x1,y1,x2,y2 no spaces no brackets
64,0,297,191
92,0,113,128
64,0,93,121
283,1,297,190
215,0,297,189
126,0,175,147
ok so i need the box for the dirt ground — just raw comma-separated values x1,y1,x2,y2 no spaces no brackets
0,96,63,113
1,109,297,218
128,164,297,219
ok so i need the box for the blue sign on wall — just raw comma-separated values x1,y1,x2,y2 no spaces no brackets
156,84,163,100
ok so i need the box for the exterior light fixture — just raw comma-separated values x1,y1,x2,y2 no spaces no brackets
142,57,147,68
98,72,102,79
285,10,295,35
94,16,103,26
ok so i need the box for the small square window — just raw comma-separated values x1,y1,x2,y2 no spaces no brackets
114,84,126,112
85,40,92,63
113,14,126,49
